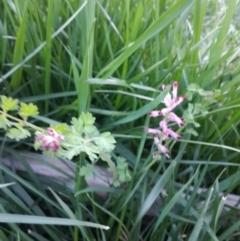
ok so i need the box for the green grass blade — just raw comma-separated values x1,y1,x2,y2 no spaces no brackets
76,0,95,113
44,0,54,112
0,213,109,229
10,1,28,89
188,187,214,241
135,160,176,224
97,0,193,78
153,166,199,233
0,1,87,83
109,87,169,125
205,0,238,87
0,182,15,188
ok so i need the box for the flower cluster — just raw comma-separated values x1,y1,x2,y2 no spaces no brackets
146,82,185,158
35,127,65,152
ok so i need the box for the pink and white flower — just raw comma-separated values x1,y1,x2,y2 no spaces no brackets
167,128,182,139
168,112,185,127
35,128,65,152
145,81,185,158
149,110,161,117
154,136,170,158
145,128,162,135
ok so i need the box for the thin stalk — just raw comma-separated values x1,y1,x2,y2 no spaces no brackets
115,117,150,241
0,110,44,132
44,0,54,113
74,152,87,241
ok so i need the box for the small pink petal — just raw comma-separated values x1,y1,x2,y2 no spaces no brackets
170,96,186,110
168,112,185,127
154,137,170,158
145,128,162,135
174,96,186,105
162,84,166,90
172,81,178,99
167,128,182,139
149,111,161,117
159,107,172,115
35,128,65,152
159,120,170,140
153,132,170,158
158,145,170,158
47,127,65,140
153,136,160,145
159,120,168,132
163,93,173,108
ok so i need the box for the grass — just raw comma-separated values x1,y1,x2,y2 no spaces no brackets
1,0,240,240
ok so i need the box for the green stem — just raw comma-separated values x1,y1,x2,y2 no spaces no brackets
0,110,44,132
74,152,87,241
115,115,151,240
99,151,117,183
115,182,132,241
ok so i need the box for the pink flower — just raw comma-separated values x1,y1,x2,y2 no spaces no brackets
173,96,186,108
159,120,169,140
145,128,162,135
162,92,174,108
35,128,65,152
154,136,170,158
158,120,181,140
167,128,182,139
161,82,186,115
159,107,173,116
168,112,185,127
149,111,161,117
146,81,185,158
172,81,178,100
159,119,168,132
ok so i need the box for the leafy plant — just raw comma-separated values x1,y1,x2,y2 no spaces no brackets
0,96,130,186
0,0,240,240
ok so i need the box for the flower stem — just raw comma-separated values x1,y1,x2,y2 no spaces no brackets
0,110,44,132
74,152,87,241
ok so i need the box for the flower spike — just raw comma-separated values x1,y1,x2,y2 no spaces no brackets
145,81,185,159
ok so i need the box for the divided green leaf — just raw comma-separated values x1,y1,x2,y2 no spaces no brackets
59,113,116,161
52,123,71,135
79,164,94,179
93,132,116,153
19,102,39,120
7,127,31,141
0,96,19,112
116,157,131,183
0,114,11,129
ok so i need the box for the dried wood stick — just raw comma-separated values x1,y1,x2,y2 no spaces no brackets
1,152,239,216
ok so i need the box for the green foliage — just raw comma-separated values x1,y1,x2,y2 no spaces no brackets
0,97,122,186
183,84,221,136
58,113,116,161
0,96,19,112
0,96,127,187
51,123,71,135
0,114,11,130
6,126,31,141
114,157,131,186
0,0,240,240
55,113,125,185
0,95,39,140
19,103,39,120
79,164,94,179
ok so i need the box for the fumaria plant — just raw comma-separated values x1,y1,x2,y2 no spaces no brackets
0,95,131,186
146,81,221,159
0,82,220,183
